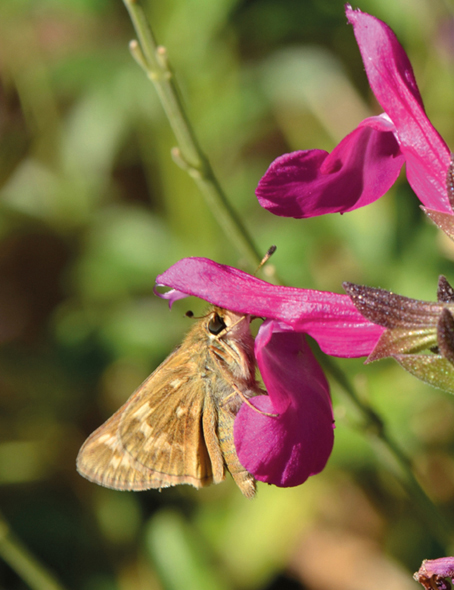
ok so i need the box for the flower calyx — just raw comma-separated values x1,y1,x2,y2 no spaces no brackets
424,155,454,241
343,278,454,393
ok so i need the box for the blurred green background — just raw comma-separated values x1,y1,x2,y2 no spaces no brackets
1,0,454,588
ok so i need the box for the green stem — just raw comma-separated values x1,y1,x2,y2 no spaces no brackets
0,514,67,590
378,430,452,550
122,0,263,272
320,353,453,550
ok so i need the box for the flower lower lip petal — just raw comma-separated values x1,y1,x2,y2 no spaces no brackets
234,322,334,487
256,121,404,219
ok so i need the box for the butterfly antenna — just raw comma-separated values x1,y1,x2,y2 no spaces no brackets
254,245,276,276
213,247,276,337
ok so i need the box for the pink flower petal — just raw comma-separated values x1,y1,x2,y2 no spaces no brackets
156,257,384,357
272,319,385,361
346,5,452,213
256,116,404,218
234,321,334,486
153,286,189,307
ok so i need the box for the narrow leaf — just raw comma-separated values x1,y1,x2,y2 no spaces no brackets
393,354,454,394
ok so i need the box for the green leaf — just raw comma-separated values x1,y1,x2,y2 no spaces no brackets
393,354,454,394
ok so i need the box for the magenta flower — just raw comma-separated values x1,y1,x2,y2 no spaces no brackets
156,257,384,487
256,5,452,219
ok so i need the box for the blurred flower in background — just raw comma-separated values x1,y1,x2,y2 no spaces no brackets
0,1,454,589
414,557,454,590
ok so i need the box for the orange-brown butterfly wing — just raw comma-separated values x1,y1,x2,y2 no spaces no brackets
77,342,226,491
76,400,153,490
117,351,224,490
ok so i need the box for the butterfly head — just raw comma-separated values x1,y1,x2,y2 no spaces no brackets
207,307,252,340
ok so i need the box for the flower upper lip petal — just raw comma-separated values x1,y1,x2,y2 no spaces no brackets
156,257,384,358
234,321,334,487
346,5,452,213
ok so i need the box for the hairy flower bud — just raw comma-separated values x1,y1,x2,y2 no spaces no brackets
344,278,454,393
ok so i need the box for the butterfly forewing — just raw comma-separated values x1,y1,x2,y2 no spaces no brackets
77,343,217,490
76,405,151,490
118,365,218,489
77,306,262,496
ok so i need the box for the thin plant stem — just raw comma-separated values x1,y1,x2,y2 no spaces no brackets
320,353,453,550
122,0,263,272
0,513,67,590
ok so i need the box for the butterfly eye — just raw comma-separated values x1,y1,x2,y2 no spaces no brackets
208,313,226,335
